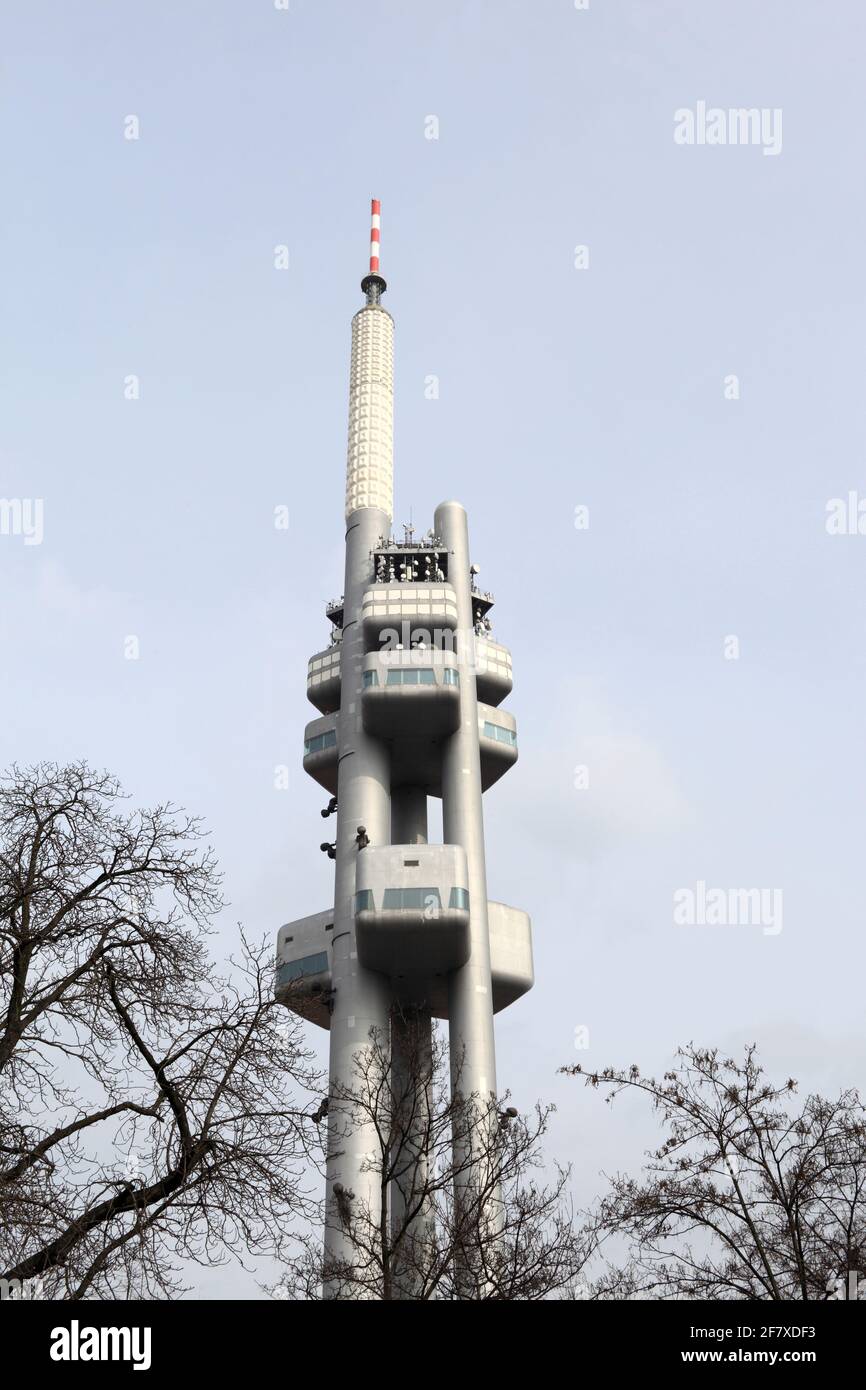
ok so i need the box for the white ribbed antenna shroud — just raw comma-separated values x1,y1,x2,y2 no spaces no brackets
345,302,394,521
345,198,393,521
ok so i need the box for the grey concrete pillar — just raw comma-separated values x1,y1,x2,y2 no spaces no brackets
322,503,393,1295
435,500,498,1108
389,1007,433,1299
388,786,432,1297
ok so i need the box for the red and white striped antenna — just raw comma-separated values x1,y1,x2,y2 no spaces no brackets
362,198,387,303
369,198,381,274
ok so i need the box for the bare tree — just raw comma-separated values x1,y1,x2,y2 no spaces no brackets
0,761,319,1299
276,1011,593,1300
564,1044,866,1300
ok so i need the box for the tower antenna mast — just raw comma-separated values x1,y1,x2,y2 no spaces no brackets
361,197,387,305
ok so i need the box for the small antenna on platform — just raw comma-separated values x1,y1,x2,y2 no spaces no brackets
361,198,387,304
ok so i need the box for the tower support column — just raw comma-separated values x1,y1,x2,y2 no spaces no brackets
389,1006,433,1299
435,501,498,1110
323,505,393,1295
388,784,432,1298
436,502,502,1294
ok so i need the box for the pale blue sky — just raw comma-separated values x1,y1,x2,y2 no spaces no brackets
3,0,865,1296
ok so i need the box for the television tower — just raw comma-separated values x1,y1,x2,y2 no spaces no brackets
276,201,533,1296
